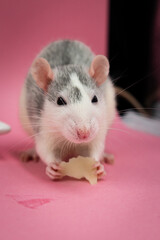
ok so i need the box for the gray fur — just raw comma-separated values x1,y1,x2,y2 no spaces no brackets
47,64,96,103
38,40,94,68
25,40,96,131
25,73,45,132
69,87,82,103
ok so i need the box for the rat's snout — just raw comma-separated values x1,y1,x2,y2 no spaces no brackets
64,117,99,143
76,128,90,140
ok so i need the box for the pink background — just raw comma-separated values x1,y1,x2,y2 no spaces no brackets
0,1,160,240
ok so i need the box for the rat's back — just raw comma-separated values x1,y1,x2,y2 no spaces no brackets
38,40,94,68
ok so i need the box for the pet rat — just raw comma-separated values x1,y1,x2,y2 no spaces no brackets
19,40,116,180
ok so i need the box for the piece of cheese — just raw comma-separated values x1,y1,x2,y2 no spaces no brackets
60,156,97,185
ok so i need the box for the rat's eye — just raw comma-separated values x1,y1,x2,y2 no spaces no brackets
57,97,67,106
91,95,98,103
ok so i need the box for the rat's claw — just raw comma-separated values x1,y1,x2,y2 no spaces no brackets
93,162,106,179
46,162,63,180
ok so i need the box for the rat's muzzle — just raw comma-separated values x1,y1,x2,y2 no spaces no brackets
76,128,90,140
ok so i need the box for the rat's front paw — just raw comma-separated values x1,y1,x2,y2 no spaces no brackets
93,162,106,179
46,162,63,180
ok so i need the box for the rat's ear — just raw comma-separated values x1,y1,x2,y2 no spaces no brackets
89,55,110,85
31,57,54,91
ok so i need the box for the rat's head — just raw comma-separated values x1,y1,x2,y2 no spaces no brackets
31,55,109,144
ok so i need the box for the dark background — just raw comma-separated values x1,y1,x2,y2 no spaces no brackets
108,0,158,115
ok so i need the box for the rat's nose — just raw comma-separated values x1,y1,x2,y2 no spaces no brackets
76,128,90,140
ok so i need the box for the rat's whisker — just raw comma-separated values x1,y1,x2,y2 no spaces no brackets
108,127,131,135
115,70,157,97
118,107,158,114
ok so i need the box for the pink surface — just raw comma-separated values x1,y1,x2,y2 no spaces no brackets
0,118,160,240
0,1,160,240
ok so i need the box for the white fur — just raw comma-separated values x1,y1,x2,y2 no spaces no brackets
19,85,34,136
105,77,116,127
34,75,116,165
70,73,90,102
20,74,116,166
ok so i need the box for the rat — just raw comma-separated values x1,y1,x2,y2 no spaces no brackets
19,40,116,180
